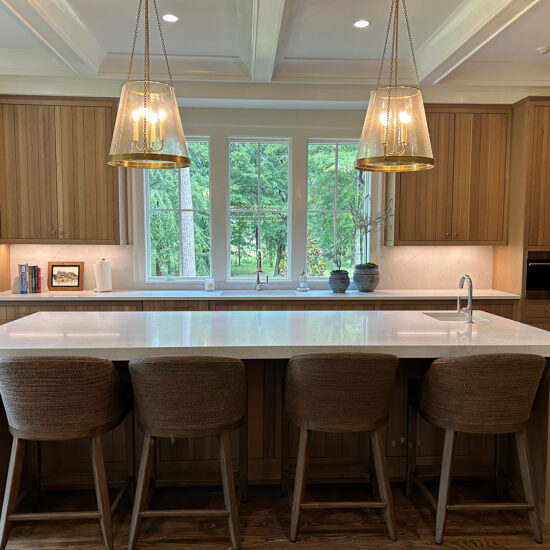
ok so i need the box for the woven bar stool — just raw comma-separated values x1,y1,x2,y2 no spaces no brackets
128,356,247,550
283,352,399,542
0,356,131,550
406,353,545,545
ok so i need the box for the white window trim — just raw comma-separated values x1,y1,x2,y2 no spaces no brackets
305,139,372,279
226,137,292,281
130,134,386,289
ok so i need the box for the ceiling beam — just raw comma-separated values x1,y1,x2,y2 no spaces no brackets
416,0,542,85
0,0,105,77
248,0,286,82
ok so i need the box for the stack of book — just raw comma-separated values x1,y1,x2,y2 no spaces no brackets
18,264,42,294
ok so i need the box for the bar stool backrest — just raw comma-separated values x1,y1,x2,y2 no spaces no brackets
420,353,546,433
129,356,246,438
285,352,399,433
0,356,125,440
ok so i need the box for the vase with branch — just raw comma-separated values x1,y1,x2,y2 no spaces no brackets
349,194,393,292
328,247,350,293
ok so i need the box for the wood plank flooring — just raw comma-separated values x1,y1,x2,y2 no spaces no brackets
4,483,548,549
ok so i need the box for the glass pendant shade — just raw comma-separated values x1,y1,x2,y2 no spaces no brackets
109,80,189,169
355,86,433,172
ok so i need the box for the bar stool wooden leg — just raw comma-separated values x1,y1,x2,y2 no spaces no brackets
290,425,310,543
239,415,248,504
125,410,136,503
406,400,417,499
435,425,455,545
129,430,155,550
0,436,25,550
371,428,397,540
220,430,240,550
91,432,114,550
281,414,290,497
515,429,543,543
368,441,378,497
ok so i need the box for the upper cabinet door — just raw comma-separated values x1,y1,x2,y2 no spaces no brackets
54,105,119,242
452,113,508,242
0,104,58,240
395,112,455,243
527,106,550,246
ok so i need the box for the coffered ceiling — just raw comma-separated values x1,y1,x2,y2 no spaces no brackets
0,0,548,106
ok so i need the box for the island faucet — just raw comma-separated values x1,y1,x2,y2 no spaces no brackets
256,249,269,290
457,274,474,323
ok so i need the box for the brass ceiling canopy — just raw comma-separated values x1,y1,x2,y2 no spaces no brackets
355,0,433,173
109,0,190,169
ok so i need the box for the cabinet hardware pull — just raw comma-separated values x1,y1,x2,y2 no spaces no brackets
454,233,459,237
445,232,450,237
528,262,550,266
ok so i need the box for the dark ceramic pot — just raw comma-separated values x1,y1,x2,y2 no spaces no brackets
329,270,350,293
353,264,380,292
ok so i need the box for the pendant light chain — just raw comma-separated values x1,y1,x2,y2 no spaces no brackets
152,0,174,86
402,0,421,88
375,0,395,90
127,0,143,82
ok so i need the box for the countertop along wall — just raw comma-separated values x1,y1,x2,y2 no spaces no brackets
8,243,493,291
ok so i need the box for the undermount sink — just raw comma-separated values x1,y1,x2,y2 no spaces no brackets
423,311,488,323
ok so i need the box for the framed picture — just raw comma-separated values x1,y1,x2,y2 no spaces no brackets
48,261,84,291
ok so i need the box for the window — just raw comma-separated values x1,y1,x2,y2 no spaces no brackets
307,142,369,276
146,140,210,278
228,140,290,279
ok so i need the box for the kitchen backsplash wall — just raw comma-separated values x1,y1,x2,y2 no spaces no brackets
8,244,494,290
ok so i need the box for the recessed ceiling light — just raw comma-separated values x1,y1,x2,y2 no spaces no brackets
162,14,178,23
353,19,370,28
536,45,550,55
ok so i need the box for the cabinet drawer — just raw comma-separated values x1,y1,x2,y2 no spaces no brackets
524,301,550,319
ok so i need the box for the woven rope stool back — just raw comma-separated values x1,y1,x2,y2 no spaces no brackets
129,356,246,438
285,352,399,433
0,356,125,440
420,353,545,434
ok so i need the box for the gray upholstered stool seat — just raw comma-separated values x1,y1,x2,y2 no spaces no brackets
128,355,247,550
282,352,399,542
406,353,545,544
0,356,131,550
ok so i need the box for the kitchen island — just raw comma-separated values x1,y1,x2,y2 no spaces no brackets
0,309,549,527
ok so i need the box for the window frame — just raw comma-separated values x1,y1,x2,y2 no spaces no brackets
306,139,371,278
226,137,292,281
143,136,213,282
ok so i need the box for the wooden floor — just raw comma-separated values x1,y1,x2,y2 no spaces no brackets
4,482,548,549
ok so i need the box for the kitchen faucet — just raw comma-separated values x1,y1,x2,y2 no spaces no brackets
256,249,269,290
457,274,474,323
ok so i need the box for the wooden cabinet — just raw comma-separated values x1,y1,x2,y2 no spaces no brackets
395,107,510,245
527,106,550,246
0,96,120,244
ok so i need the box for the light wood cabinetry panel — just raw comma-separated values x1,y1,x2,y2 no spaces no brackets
142,300,209,311
0,96,119,244
527,106,550,246
395,107,510,245
55,105,118,242
210,300,377,311
0,104,57,240
452,113,508,242
396,113,454,243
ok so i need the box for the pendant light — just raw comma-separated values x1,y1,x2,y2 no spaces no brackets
109,0,189,169
355,0,433,172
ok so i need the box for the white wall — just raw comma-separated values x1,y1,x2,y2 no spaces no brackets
8,107,495,291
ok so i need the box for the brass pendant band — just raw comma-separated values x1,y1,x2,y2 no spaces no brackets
355,155,434,172
108,153,191,169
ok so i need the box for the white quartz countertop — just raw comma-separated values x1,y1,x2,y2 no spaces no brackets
0,310,545,360
0,289,520,301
